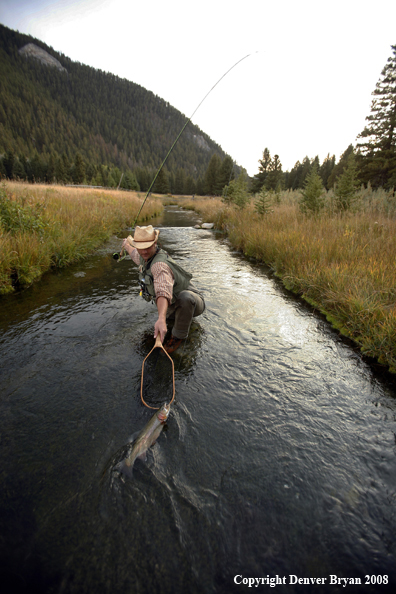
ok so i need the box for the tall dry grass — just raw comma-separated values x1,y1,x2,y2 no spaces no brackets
0,182,163,294
180,191,396,372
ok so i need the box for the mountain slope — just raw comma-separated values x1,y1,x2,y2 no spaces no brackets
0,23,230,182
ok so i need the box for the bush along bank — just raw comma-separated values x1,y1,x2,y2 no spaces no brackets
0,182,163,294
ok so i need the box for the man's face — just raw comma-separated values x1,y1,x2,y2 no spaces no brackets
137,242,157,261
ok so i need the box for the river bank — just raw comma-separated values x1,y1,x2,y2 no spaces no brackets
178,192,396,373
0,182,163,295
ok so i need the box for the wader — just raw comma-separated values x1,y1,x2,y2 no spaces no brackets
139,249,205,339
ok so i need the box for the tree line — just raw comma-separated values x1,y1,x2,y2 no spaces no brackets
250,43,396,196
0,147,230,196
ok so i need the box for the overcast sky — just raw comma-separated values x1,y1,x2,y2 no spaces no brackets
1,0,396,175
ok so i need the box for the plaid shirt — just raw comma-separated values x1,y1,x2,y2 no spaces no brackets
130,248,174,304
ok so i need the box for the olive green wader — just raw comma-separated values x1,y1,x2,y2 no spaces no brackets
139,249,205,339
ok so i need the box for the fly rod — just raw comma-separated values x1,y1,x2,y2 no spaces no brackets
113,52,255,261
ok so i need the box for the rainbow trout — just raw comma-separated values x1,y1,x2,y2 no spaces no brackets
120,403,170,477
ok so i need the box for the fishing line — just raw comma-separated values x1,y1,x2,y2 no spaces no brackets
113,52,256,260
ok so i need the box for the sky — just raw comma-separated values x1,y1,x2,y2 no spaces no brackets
1,0,396,176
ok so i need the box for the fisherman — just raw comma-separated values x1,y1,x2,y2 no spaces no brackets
121,225,205,353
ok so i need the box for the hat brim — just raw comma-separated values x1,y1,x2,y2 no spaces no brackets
128,229,159,249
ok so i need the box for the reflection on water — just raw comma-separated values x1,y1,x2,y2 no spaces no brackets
1,207,396,593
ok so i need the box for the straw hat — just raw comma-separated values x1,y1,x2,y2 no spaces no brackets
128,225,160,249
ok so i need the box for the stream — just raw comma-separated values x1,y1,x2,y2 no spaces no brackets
0,206,396,594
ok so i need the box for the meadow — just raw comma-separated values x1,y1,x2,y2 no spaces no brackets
0,182,163,295
179,188,396,373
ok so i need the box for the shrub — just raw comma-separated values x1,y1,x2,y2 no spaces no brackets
0,186,49,236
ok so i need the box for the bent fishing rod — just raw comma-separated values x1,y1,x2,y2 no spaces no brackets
113,52,255,261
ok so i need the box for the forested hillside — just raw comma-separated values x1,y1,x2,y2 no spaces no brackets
0,23,231,193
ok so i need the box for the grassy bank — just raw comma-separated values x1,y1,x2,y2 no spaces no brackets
178,191,396,373
0,182,163,294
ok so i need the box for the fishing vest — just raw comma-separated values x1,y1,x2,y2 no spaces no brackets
138,248,192,304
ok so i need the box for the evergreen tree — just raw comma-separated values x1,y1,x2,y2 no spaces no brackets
46,154,56,183
62,154,72,183
121,170,140,191
13,156,26,180
204,154,222,195
266,154,283,191
356,44,396,188
85,163,96,184
299,164,325,215
73,153,85,184
135,168,152,192
251,148,272,193
300,156,312,188
195,177,205,196
286,160,303,190
223,169,250,209
55,156,66,183
174,168,186,195
184,175,196,196
319,154,336,189
218,155,235,193
3,150,15,179
153,168,170,194
327,145,354,189
334,152,359,211
29,152,43,182
254,186,273,216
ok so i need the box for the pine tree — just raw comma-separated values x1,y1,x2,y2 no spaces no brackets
286,160,303,190
3,150,15,179
254,186,273,216
153,168,170,194
356,44,396,188
0,156,6,179
327,145,354,189
13,157,26,180
73,153,85,184
184,175,196,196
223,169,249,209
46,154,56,183
218,155,235,193
319,154,336,189
299,164,325,215
251,148,272,193
174,168,186,195
266,154,283,191
204,154,222,195
55,156,66,183
334,152,359,211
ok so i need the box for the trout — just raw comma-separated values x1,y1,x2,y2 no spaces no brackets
119,403,170,477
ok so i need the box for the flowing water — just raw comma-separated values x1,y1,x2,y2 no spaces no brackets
1,206,396,594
